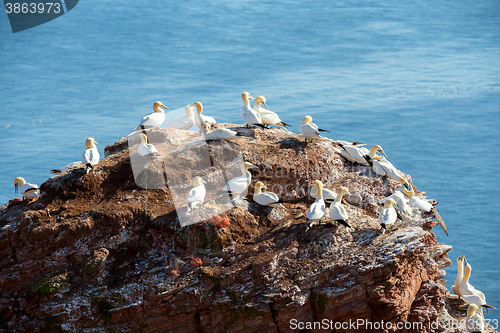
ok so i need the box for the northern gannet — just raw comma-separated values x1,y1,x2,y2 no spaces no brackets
329,187,351,229
378,198,397,234
202,122,241,141
186,176,207,210
138,133,160,157
253,96,291,129
241,92,264,128
396,184,449,236
335,144,385,166
382,190,412,220
465,304,485,333
82,138,99,173
451,255,465,296
14,177,39,203
51,161,83,174
253,182,285,208
193,102,216,131
459,261,496,314
306,180,326,231
166,104,195,130
133,101,168,131
220,161,258,195
299,115,329,142
366,155,407,184
310,185,337,202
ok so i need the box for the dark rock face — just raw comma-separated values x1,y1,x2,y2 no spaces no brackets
0,125,493,332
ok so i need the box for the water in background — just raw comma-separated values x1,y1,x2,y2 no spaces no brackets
1,0,499,322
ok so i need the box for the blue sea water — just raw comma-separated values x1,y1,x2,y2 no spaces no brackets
1,0,499,324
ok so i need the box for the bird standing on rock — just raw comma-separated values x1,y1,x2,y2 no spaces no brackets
306,180,326,232
193,102,216,131
459,260,496,315
329,187,351,229
451,255,466,296
14,177,39,203
253,182,285,208
299,115,329,142
166,104,195,130
133,101,168,132
241,92,265,128
138,133,160,157
186,176,207,211
82,138,99,173
378,198,397,234
252,96,291,130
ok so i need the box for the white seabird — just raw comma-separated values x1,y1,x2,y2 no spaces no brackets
138,133,160,157
252,96,291,130
220,161,258,195
186,176,207,210
367,155,407,184
378,198,397,234
451,255,465,296
202,122,242,141
335,144,385,166
306,180,326,231
329,187,351,229
465,304,485,333
133,101,168,132
299,115,329,142
51,161,83,175
14,177,39,202
82,138,100,173
241,92,264,128
193,102,216,131
382,190,412,220
166,104,195,130
310,185,337,202
459,261,496,314
253,182,285,208
395,184,448,236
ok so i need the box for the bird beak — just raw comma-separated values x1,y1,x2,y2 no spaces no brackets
380,149,388,158
162,105,169,110
262,102,268,110
201,180,207,184
248,96,254,100
248,165,258,169
94,141,99,145
262,185,267,190
15,184,18,194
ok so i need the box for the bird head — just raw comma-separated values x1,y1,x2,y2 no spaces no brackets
192,176,207,187
14,177,25,193
254,96,268,110
242,92,254,105
301,115,313,125
85,138,98,149
153,101,168,112
193,102,203,114
384,198,396,208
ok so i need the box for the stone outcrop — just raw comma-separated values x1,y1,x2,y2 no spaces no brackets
0,125,496,332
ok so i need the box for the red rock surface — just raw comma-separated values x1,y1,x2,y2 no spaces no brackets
0,125,496,332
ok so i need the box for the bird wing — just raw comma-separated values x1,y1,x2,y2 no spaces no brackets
307,199,325,220
329,202,345,220
254,192,279,206
188,186,206,203
20,183,38,193
242,107,262,124
372,160,386,176
379,208,396,225
138,143,158,156
409,196,432,212
140,112,165,128
223,174,250,194
82,148,99,165
342,145,365,160
166,115,194,130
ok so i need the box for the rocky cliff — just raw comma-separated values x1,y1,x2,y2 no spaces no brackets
0,125,495,332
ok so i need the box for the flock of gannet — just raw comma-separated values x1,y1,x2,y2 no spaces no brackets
452,255,496,328
12,93,489,326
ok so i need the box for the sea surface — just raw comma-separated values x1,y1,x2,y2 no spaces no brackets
1,0,499,324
